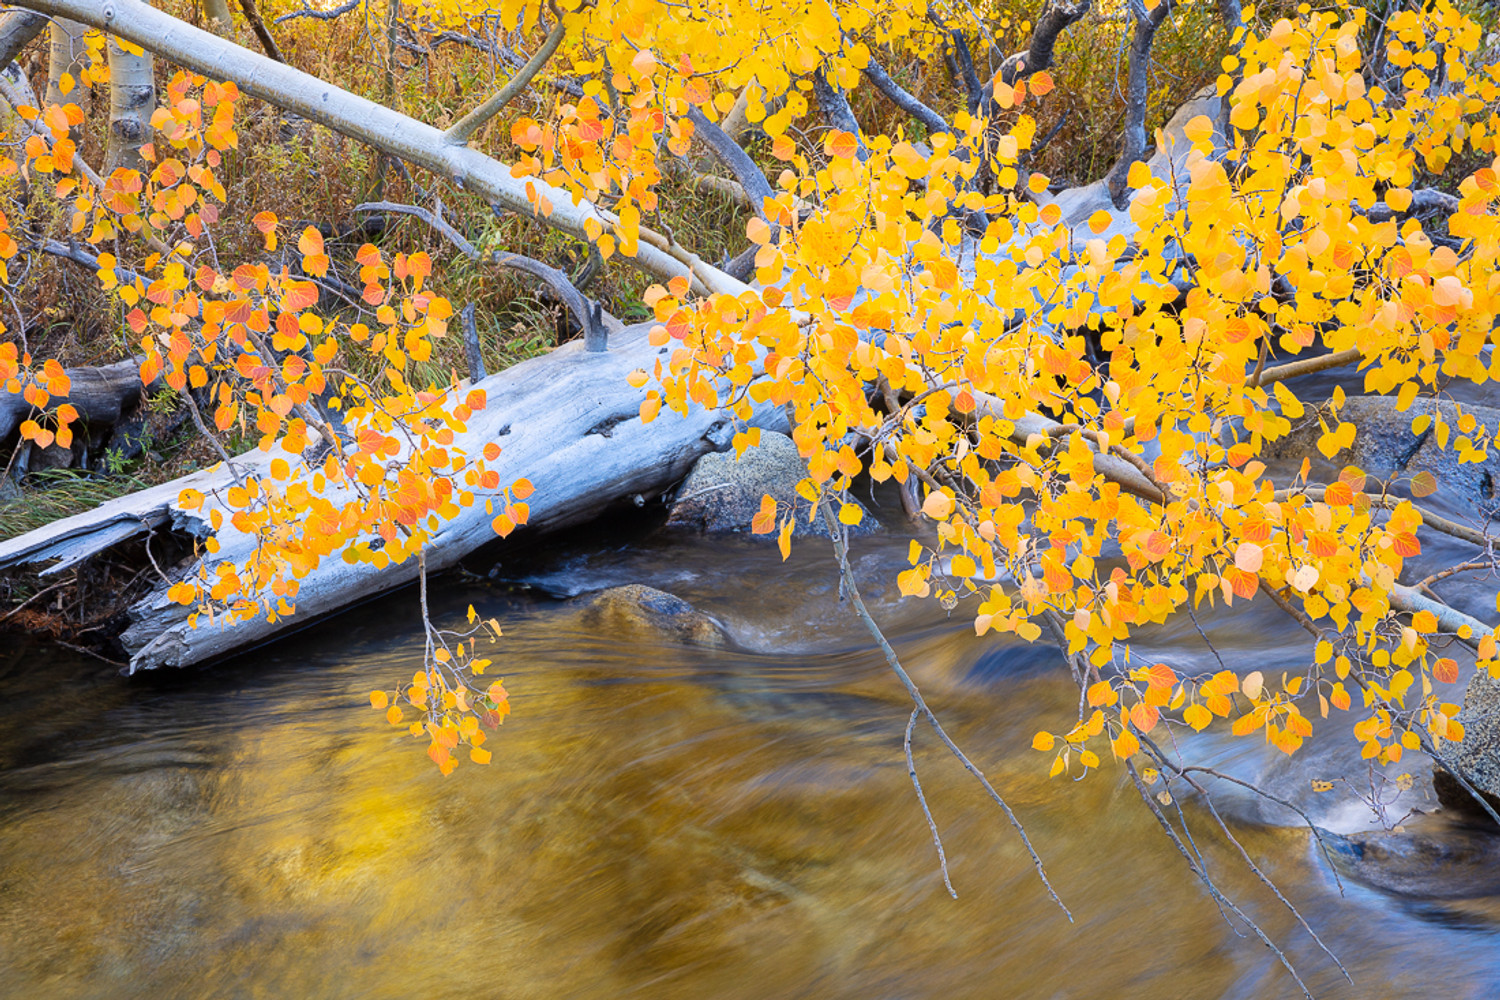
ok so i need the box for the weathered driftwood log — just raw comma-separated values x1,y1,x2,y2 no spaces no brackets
0,357,152,442
0,322,790,671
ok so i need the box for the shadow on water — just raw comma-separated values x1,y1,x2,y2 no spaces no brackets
1,520,1499,999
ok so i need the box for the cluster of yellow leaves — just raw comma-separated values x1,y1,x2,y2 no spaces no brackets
2,72,535,771
645,1,1500,772
370,606,510,775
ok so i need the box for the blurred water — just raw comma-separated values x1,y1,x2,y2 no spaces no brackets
1,526,1497,999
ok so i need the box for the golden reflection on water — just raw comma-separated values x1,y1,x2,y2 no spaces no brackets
1,534,1498,999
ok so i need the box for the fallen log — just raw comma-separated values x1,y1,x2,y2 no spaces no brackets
0,357,152,442
0,321,790,671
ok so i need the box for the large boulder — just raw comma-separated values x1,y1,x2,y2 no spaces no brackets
666,432,875,537
1261,395,1500,515
1435,668,1500,822
574,584,728,646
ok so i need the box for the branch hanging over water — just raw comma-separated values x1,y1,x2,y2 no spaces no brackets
819,502,1070,917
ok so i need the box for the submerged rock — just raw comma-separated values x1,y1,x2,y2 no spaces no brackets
575,584,727,646
666,432,875,537
1317,816,1500,899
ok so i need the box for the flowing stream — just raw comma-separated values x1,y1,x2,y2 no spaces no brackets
2,518,1499,998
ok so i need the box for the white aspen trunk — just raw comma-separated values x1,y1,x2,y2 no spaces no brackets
44,17,88,131
11,0,744,297
104,37,154,173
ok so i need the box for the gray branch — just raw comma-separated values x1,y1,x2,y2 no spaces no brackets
861,50,950,136
997,0,1092,86
812,69,867,160
444,6,565,146
684,105,774,220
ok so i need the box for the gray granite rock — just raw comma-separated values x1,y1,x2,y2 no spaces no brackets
1261,395,1500,515
1435,668,1500,822
666,432,875,537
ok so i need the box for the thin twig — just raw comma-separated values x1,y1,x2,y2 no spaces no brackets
819,502,1070,918
905,707,957,898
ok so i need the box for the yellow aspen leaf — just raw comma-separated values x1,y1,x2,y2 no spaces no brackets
386,704,402,725
1183,703,1212,731
1032,731,1055,751
369,690,389,709
921,491,954,519
470,746,492,765
838,502,863,526
1087,680,1117,706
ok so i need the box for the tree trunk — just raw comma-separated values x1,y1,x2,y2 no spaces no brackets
44,17,87,129
12,0,738,296
0,323,790,671
104,38,155,173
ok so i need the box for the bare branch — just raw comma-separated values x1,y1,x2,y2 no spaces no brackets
1253,348,1362,387
353,200,480,259
905,708,957,898
1124,758,1314,999
237,0,286,62
273,0,361,23
444,5,566,146
0,10,47,66
1106,0,1175,209
493,251,606,353
811,68,868,159
460,301,484,382
819,503,1071,917
861,49,950,136
684,105,775,219
997,0,1092,86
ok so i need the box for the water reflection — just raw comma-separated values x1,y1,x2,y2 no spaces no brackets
1,528,1498,999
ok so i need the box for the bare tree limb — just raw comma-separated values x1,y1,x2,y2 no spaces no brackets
905,707,957,898
811,68,868,160
273,0,360,23
444,5,565,146
819,502,1071,918
0,9,47,66
861,49,950,136
1106,0,1175,209
461,302,484,381
237,0,285,62
683,105,775,219
997,0,1092,86
493,252,606,353
353,199,480,259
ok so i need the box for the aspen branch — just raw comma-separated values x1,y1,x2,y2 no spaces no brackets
860,49,951,136
273,0,360,23
353,200,480,259
997,0,1091,85
0,9,46,66
12,0,732,295
237,0,285,62
819,502,1071,918
1253,348,1363,386
493,251,607,352
1124,758,1315,1000
683,105,775,220
811,68,868,159
1106,0,1175,209
444,5,566,146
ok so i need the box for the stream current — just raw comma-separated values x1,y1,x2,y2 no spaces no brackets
2,518,1499,998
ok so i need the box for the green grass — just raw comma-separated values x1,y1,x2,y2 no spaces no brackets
0,469,151,542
